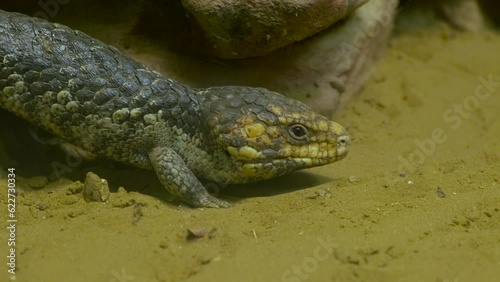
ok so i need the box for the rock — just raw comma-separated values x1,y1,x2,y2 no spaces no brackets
83,172,110,202
36,202,49,211
27,176,49,189
440,0,484,31
233,0,398,115
186,227,216,240
181,0,368,58
348,176,358,183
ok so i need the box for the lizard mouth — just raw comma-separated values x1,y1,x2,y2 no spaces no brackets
227,133,350,176
239,156,338,181
265,135,350,164
228,136,349,166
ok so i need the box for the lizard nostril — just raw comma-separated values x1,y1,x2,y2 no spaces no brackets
336,135,350,160
338,135,350,146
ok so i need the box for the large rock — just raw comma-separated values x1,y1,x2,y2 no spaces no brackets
181,0,368,58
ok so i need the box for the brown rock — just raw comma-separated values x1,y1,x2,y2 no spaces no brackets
83,172,110,202
210,0,395,115
27,176,49,189
181,0,368,58
440,0,484,31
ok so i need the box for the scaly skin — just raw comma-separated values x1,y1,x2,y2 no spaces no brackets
0,10,350,208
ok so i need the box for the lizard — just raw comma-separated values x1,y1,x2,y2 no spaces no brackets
0,9,350,208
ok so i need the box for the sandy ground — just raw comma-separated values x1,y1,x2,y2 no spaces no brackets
1,6,500,282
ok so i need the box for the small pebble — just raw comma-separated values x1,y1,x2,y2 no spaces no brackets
348,176,357,183
436,188,446,198
186,228,216,240
399,172,406,177
28,176,49,189
304,188,331,199
316,188,328,197
117,186,128,194
36,202,49,211
83,172,110,202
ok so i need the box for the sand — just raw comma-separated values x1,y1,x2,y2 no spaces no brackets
1,7,499,282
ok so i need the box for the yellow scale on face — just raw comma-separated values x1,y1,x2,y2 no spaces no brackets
225,121,278,178
244,123,266,138
226,121,269,157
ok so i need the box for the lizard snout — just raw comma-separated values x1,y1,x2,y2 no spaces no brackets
336,135,350,160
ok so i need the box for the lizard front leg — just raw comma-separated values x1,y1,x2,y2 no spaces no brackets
148,147,230,208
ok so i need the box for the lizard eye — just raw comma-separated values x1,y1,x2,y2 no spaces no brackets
288,124,308,140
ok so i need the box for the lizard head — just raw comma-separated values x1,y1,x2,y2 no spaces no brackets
200,86,350,183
